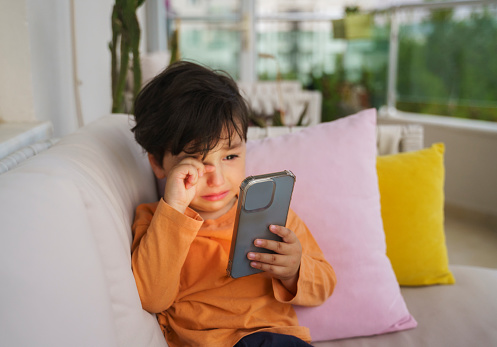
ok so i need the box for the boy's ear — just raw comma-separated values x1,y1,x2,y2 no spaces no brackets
148,153,166,180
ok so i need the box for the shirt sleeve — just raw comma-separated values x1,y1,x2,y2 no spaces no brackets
131,199,203,313
272,209,336,306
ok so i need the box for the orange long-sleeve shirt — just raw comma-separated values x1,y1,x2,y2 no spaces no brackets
131,199,336,347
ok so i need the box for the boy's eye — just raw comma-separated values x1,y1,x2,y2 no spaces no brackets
225,154,239,160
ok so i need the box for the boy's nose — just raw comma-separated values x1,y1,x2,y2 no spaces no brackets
206,165,225,187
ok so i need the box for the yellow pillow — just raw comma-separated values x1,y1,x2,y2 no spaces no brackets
377,143,455,286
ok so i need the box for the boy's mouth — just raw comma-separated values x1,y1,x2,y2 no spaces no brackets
202,191,229,202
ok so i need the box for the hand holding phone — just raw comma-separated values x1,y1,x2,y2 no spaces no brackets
247,223,302,293
227,170,297,279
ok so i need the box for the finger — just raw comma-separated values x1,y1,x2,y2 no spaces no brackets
269,225,298,244
254,238,289,255
181,164,202,189
247,251,283,265
173,158,206,188
179,158,206,175
182,159,215,179
184,170,198,189
187,163,214,185
203,164,215,174
196,163,214,177
249,261,290,278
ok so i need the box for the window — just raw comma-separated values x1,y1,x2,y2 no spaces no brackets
164,0,242,79
394,3,497,122
154,0,497,123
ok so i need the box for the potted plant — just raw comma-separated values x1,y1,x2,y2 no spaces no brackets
109,0,145,113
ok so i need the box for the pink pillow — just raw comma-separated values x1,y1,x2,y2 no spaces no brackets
246,109,417,341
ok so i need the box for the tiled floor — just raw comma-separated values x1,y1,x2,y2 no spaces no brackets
444,209,497,269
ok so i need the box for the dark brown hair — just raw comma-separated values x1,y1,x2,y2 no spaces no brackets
132,61,249,164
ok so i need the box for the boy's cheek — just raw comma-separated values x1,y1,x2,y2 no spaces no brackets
234,174,245,191
237,159,246,186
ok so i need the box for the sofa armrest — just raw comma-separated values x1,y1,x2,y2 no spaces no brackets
376,124,424,155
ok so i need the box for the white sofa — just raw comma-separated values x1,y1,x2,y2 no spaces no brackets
1,114,496,347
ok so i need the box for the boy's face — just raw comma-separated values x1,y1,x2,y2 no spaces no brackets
157,135,246,220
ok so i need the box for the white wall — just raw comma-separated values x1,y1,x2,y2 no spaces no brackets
26,0,115,137
425,123,497,219
0,0,147,138
0,0,35,122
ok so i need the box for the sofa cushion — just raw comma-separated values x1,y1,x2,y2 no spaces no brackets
0,115,166,347
245,109,417,341
377,143,455,286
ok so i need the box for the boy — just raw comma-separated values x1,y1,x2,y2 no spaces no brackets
131,61,336,347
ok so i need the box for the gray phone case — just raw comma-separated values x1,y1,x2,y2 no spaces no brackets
227,170,296,279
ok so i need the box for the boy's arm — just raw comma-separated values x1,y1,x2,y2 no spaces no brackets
272,209,336,306
131,200,203,313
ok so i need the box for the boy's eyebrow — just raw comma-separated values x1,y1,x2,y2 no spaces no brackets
176,139,243,161
225,140,243,150
176,153,201,161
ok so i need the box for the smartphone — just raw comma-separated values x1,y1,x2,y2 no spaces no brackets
227,170,296,279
